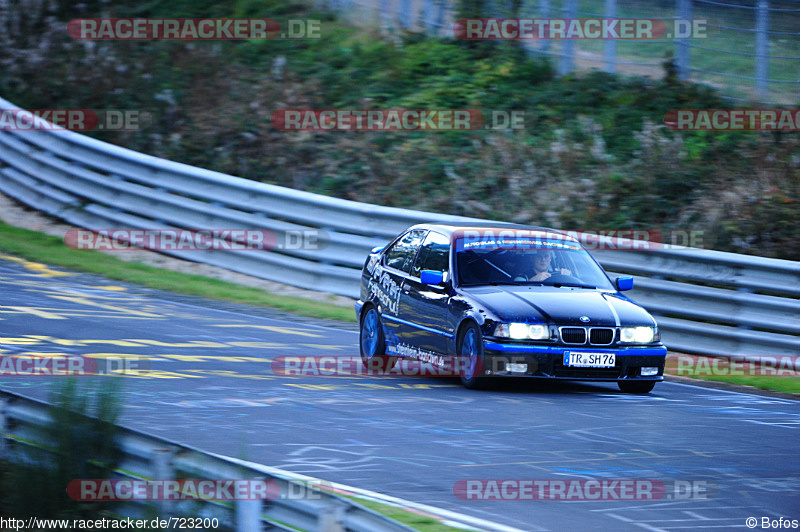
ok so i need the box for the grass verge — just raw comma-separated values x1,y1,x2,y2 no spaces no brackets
665,354,800,395
340,495,464,532
0,221,356,323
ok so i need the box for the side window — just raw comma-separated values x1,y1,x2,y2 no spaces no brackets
411,231,450,277
383,230,426,274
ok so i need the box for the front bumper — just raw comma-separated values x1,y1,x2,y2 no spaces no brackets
483,341,666,381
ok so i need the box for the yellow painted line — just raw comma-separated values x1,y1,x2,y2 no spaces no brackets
0,337,44,345
0,305,158,319
23,335,83,346
125,339,228,348
24,263,73,277
9,336,290,353
184,369,274,380
81,353,166,361
20,336,150,348
44,290,148,301
284,383,344,390
227,341,294,349
88,285,128,291
0,254,74,277
395,383,460,389
124,370,204,379
160,354,272,363
0,307,152,320
81,339,148,347
47,295,162,317
20,336,147,347
210,324,322,338
0,306,67,319
18,352,79,358
53,313,158,320
229,398,270,405
298,344,346,351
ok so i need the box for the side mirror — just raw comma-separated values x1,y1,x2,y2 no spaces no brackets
616,276,634,291
370,245,385,254
420,270,445,286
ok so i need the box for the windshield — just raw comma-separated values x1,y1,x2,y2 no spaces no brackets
455,235,614,290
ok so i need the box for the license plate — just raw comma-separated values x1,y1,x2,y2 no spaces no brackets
563,352,615,368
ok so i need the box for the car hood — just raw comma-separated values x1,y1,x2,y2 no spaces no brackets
462,286,657,327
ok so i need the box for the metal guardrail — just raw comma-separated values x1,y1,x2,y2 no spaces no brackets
0,390,416,532
0,95,797,361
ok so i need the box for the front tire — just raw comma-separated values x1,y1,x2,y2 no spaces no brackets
618,380,656,394
458,322,488,389
360,306,397,374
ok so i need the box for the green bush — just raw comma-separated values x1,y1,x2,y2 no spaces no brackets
2,379,123,520
0,0,797,259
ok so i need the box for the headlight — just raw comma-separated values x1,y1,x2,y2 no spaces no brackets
620,326,655,344
494,323,550,340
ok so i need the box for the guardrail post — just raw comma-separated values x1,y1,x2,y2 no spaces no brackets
559,0,577,75
539,0,551,54
0,397,7,460
755,0,769,101
400,0,411,28
152,449,175,517
604,0,616,74
423,0,435,32
318,506,345,531
380,0,391,31
435,0,445,34
236,499,262,532
676,0,691,81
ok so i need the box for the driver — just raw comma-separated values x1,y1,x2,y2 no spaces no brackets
530,249,571,281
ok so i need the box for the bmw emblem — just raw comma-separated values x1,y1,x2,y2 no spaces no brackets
579,316,590,323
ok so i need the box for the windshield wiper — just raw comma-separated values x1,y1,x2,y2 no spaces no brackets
460,280,528,287
550,282,597,289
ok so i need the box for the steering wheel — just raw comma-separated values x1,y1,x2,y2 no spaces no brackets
545,273,583,284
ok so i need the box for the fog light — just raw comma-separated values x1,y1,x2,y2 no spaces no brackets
641,367,659,376
507,363,527,373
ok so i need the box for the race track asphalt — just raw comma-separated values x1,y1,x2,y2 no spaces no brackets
1,256,798,531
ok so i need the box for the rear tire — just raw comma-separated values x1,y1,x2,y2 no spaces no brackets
618,380,656,394
360,306,397,374
458,322,488,389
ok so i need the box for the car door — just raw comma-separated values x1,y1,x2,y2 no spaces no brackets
376,229,427,349
398,231,452,356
